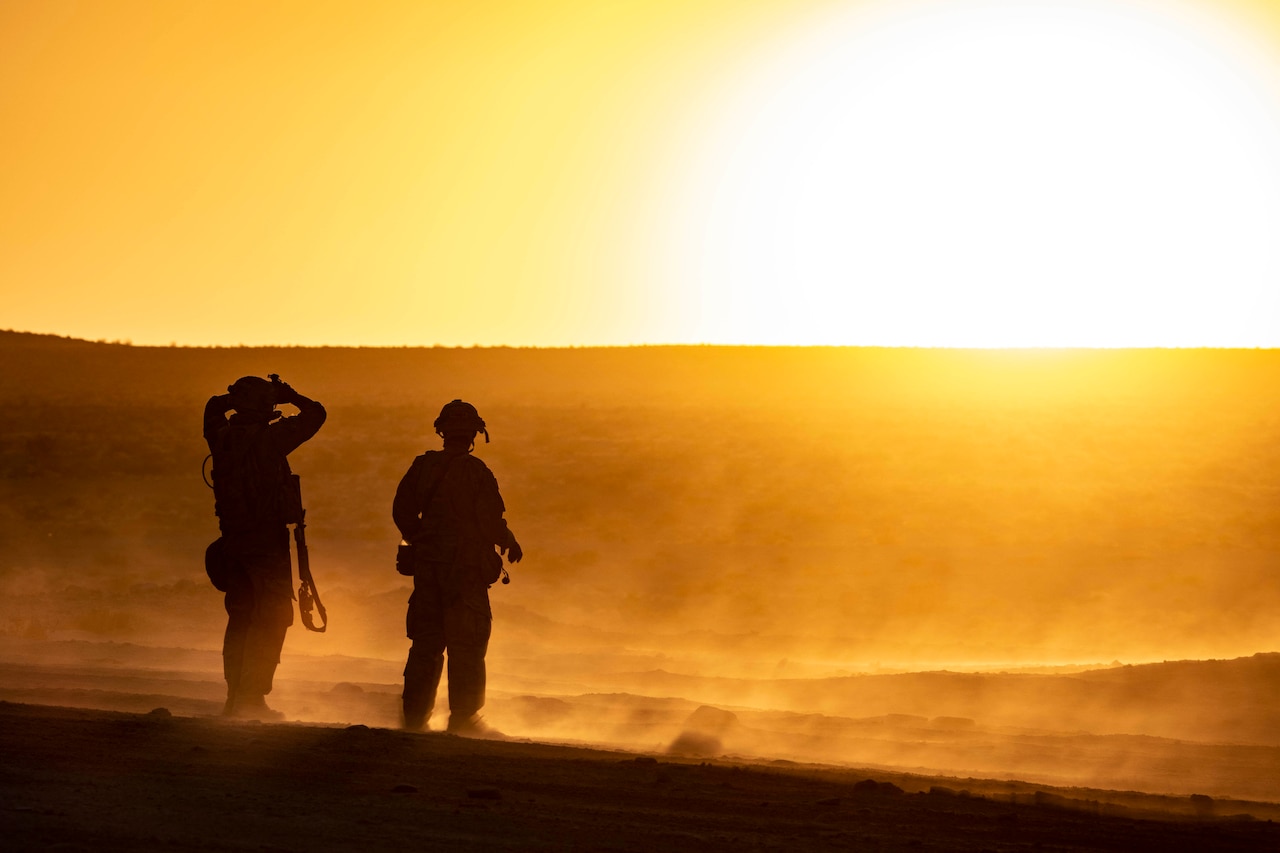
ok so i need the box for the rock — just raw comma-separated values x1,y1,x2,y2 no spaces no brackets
666,731,721,758
331,683,365,695
683,705,739,733
1190,794,1215,817
852,779,903,796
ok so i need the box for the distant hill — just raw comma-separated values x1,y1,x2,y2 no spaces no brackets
600,653,1280,746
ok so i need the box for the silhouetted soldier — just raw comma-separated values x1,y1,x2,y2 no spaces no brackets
393,399,522,736
204,375,325,719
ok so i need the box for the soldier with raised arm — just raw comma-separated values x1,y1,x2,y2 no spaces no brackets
204,375,325,720
393,399,522,736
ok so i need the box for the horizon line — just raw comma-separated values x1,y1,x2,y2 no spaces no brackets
4,328,1279,353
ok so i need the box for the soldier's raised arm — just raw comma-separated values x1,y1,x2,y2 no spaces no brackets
266,377,326,456
203,393,234,446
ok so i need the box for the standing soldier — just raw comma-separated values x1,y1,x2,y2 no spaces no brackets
204,375,325,720
393,399,522,736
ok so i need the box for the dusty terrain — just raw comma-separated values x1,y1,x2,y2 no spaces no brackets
2,638,1280,851
4,334,1280,848
5,698,1280,852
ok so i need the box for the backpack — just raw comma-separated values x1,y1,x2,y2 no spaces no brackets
211,422,295,530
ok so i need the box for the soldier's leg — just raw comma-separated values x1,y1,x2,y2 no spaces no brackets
237,616,290,696
403,641,445,730
403,574,446,730
221,567,256,714
232,537,294,717
442,600,492,728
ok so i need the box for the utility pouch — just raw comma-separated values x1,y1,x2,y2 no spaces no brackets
480,548,504,586
281,473,305,526
205,537,232,592
396,542,419,577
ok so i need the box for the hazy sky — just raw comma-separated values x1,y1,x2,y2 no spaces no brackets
4,0,1280,347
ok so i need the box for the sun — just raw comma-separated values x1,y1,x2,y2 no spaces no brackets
665,0,1280,347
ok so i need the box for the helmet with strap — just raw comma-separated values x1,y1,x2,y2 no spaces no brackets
434,399,489,443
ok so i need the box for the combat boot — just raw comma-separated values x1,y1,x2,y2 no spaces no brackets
227,693,285,721
446,714,506,740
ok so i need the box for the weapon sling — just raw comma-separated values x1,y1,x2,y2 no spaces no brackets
286,474,328,633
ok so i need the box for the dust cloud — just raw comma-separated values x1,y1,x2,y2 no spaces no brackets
2,332,1279,799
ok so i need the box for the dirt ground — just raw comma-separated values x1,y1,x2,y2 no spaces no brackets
3,701,1277,852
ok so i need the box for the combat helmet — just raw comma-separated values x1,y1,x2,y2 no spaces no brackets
434,399,489,442
227,376,278,418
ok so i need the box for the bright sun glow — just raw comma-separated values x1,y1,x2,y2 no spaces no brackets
669,0,1280,347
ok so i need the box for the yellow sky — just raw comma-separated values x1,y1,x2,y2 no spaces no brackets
3,0,1280,347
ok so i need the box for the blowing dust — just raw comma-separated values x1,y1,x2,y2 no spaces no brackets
2,338,1279,800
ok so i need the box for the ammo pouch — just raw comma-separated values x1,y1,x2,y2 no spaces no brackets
205,537,233,592
397,541,503,586
396,542,420,577
281,474,305,526
480,548,504,586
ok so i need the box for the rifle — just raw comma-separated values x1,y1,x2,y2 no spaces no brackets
285,474,328,633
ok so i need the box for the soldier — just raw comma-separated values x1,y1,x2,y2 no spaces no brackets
393,399,523,736
204,375,325,720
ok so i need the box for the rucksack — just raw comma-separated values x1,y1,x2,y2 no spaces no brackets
210,422,295,530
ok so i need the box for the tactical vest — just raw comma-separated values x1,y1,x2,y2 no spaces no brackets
211,422,296,532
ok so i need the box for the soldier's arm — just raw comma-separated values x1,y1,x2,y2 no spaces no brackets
203,394,233,446
503,526,523,563
392,458,426,542
270,393,327,456
475,464,522,562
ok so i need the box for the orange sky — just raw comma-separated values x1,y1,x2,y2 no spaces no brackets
3,0,1280,347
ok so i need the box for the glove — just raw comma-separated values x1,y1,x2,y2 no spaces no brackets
270,375,300,404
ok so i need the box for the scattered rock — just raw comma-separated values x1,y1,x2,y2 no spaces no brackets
467,787,502,800
852,779,903,796
633,756,658,765
345,724,370,732
683,705,740,733
392,784,418,794
331,683,365,695
666,731,721,758
509,695,574,727
1190,794,1215,817
817,797,842,807
665,706,742,758
147,707,171,718
929,716,975,730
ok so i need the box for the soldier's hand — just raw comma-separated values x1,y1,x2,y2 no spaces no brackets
271,376,300,404
506,538,523,564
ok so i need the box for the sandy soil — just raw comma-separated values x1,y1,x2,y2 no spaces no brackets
3,701,1278,852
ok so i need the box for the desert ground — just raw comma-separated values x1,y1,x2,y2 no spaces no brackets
3,332,1280,848
4,695,1279,852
